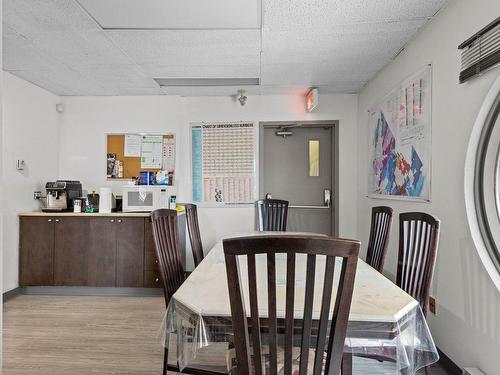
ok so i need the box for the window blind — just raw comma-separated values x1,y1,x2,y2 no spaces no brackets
458,16,500,83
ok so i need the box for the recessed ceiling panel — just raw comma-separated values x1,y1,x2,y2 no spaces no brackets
77,0,261,29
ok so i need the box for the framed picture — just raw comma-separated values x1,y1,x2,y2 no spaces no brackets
368,66,432,202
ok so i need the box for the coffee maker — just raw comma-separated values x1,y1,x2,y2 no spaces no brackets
43,180,82,212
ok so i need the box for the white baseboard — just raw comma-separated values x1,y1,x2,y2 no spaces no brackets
464,368,486,375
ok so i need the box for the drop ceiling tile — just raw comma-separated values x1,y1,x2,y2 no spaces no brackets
261,63,375,86
5,0,99,34
263,0,448,30
106,30,261,67
139,64,260,79
160,85,261,96
105,87,164,96
77,0,261,29
71,64,158,88
3,27,61,71
262,20,424,64
9,65,106,96
261,20,423,88
24,30,134,66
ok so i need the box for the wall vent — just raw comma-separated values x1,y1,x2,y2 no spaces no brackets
458,16,500,83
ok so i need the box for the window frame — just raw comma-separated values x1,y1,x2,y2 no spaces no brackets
465,73,500,291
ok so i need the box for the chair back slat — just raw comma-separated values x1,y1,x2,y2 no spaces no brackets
284,252,296,375
267,253,278,375
247,254,263,375
299,255,316,375
184,203,205,267
256,199,289,231
366,206,393,272
150,209,185,307
224,253,252,374
312,256,336,375
223,235,359,375
397,212,440,316
325,256,358,374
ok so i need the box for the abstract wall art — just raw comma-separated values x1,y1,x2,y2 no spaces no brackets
368,66,432,201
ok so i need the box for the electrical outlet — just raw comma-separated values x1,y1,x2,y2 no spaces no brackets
34,191,43,200
429,296,437,315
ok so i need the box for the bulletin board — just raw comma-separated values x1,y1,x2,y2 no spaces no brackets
191,122,257,205
106,133,175,180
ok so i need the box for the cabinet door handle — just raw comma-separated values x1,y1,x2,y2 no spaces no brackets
155,259,158,264
117,219,122,223
110,219,115,223
55,219,60,223
47,219,52,222
155,278,159,282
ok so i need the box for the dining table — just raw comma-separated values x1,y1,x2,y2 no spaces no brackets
160,232,439,374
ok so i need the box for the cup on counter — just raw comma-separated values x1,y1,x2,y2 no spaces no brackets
73,199,82,213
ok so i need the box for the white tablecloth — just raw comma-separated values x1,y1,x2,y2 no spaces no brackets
161,232,439,374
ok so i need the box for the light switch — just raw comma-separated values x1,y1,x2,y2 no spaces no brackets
16,159,25,170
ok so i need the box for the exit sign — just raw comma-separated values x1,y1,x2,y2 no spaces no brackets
306,88,318,112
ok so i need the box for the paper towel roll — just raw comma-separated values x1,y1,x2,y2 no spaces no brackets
99,187,112,213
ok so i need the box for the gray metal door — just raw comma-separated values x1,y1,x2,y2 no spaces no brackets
261,124,334,235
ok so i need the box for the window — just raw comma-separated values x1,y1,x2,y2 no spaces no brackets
309,140,320,177
466,74,500,290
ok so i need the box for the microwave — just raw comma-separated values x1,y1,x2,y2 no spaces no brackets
122,186,176,212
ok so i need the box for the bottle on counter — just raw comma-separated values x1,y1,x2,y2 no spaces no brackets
169,195,177,210
73,199,82,213
86,191,99,213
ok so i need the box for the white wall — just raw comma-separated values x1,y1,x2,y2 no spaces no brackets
58,94,358,269
2,72,61,292
0,0,4,361
357,0,500,372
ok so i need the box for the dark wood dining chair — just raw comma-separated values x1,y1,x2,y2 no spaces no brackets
398,212,440,375
365,206,393,273
223,235,360,375
150,209,186,375
342,212,440,375
184,203,205,267
256,199,289,231
397,212,440,317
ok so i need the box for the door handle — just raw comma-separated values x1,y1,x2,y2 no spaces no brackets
289,188,332,209
289,205,330,209
324,188,332,208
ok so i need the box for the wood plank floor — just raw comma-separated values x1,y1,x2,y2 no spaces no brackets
3,295,450,374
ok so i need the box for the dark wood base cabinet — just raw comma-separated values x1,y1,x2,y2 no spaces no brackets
19,215,185,288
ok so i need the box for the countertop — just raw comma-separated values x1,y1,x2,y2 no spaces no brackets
18,211,185,217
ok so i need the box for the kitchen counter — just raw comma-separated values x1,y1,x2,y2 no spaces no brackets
18,210,186,289
18,211,185,217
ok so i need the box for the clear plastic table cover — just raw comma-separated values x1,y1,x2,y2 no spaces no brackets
159,236,439,374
